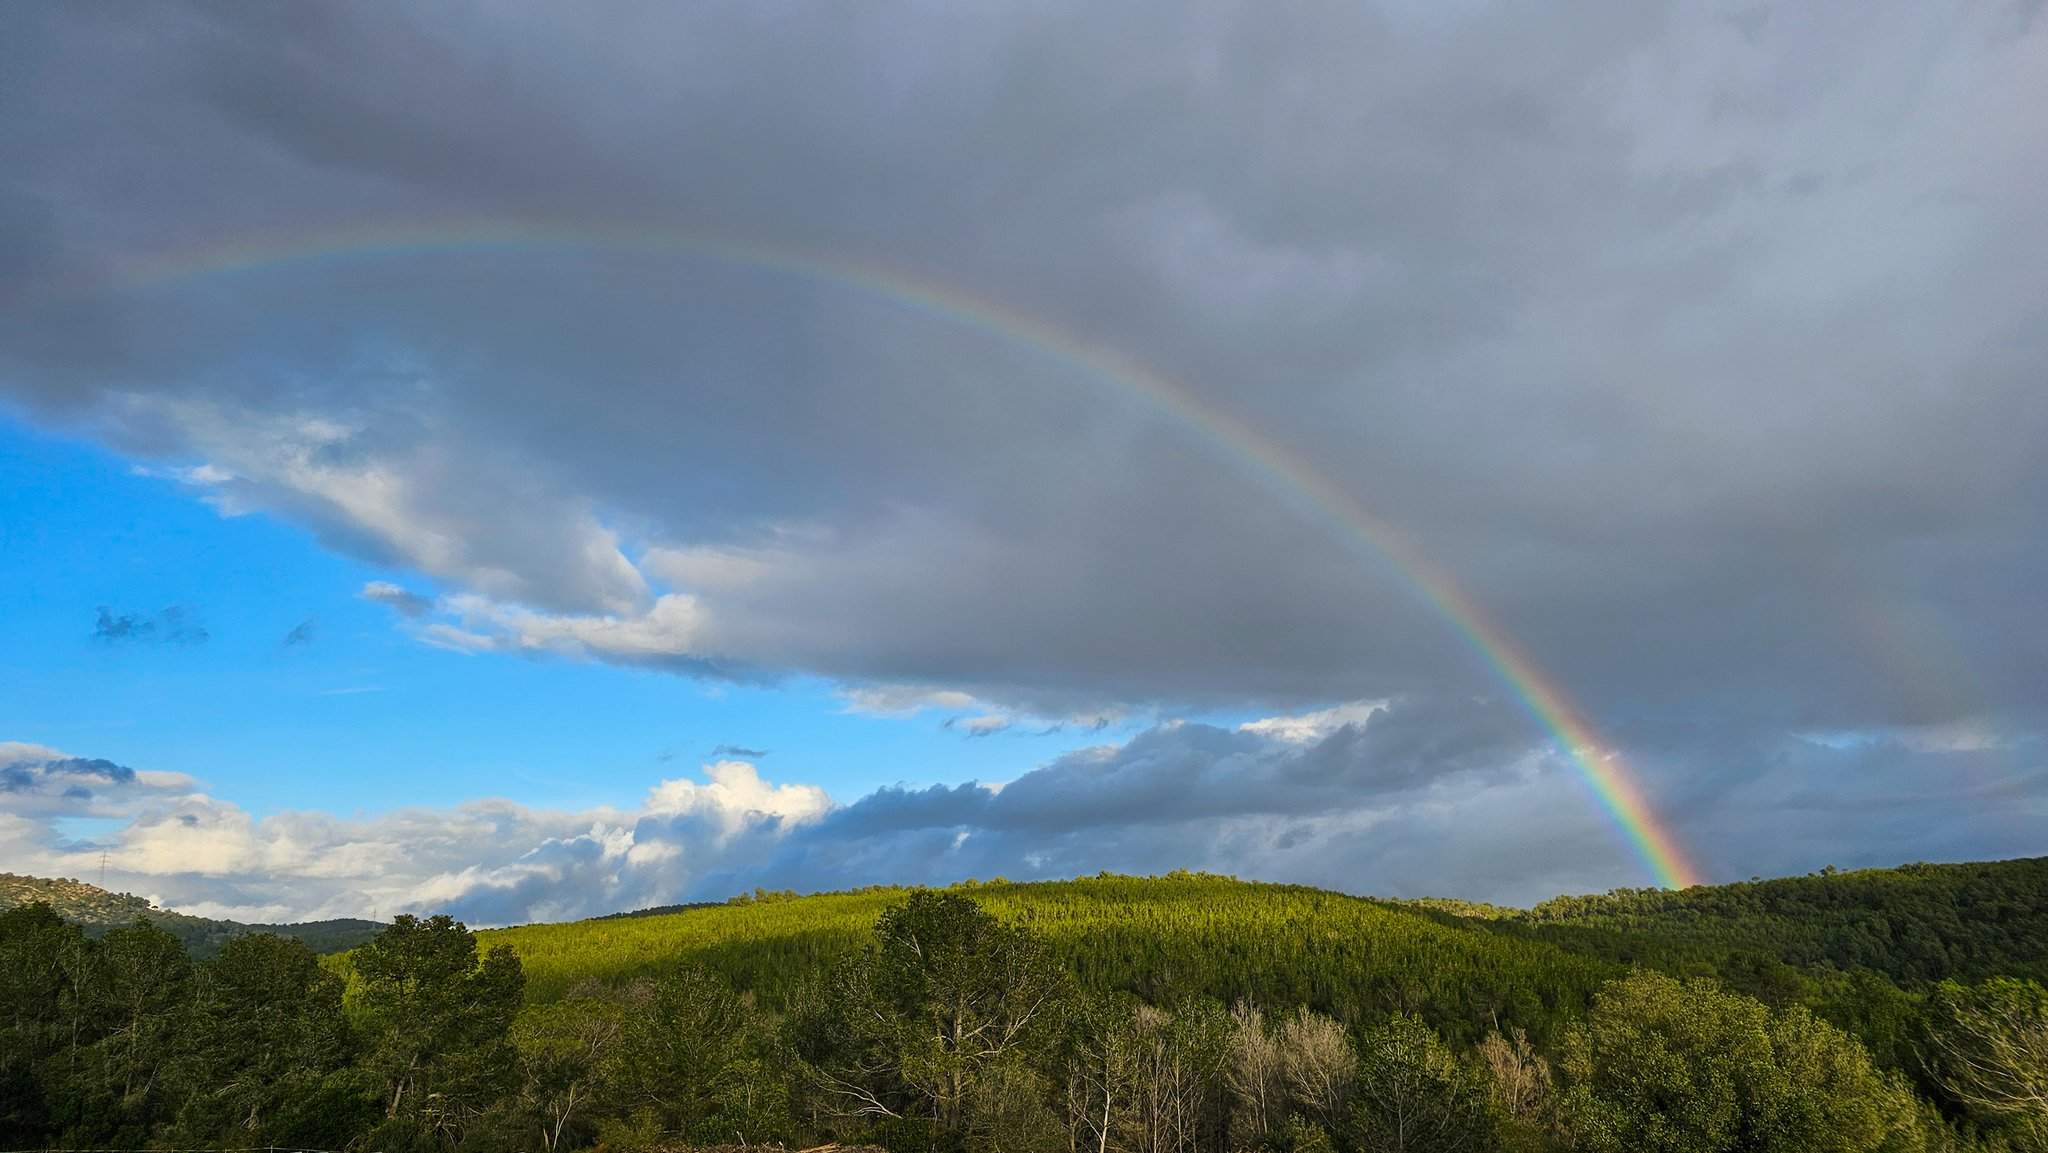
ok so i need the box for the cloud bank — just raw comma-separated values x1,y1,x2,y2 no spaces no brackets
0,2,2042,729
4,704,2038,925
2,2,2044,893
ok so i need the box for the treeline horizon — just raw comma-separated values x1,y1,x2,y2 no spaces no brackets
1,860,2044,1152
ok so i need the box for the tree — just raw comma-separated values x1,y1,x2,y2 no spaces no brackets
509,983,625,1153
1065,995,1142,1153
1348,1012,1492,1153
1475,1025,1550,1122
170,933,357,1147
1923,978,2048,1148
1123,1000,1232,1153
1556,970,1916,1153
1764,1004,1920,1152
597,966,788,1147
792,891,1067,1149
1276,1005,1355,1131
81,920,193,1136
351,914,525,1152
0,904,94,1145
1223,1001,1283,1146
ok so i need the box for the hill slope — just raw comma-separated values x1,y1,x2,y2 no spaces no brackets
1430,856,2048,987
0,872,381,956
483,872,1618,1044
477,856,2048,1054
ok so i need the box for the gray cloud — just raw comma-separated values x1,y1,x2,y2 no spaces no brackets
359,581,433,619
93,605,209,646
6,700,2039,923
709,744,770,760
4,1,2047,883
282,617,316,647
0,743,195,821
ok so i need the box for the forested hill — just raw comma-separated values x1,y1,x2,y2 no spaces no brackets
6,861,2047,1150
1419,856,2048,987
0,871,381,957
483,873,1616,1043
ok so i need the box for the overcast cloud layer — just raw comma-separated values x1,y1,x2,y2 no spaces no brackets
3,1,2046,906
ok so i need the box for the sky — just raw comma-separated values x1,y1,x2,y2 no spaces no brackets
1,1,2044,925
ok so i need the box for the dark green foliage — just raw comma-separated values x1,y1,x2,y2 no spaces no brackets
1401,856,2048,1089
169,932,358,1146
1477,857,2048,989
595,966,792,1147
790,891,1069,1150
0,859,2042,1152
352,913,527,1151
64,920,194,1143
0,903,95,1144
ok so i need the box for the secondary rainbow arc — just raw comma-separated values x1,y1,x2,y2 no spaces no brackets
109,219,1704,890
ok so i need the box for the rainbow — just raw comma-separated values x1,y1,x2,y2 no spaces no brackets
105,220,1701,889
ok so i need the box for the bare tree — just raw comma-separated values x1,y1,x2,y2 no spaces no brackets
1278,1006,1356,1131
1066,998,1138,1153
1475,1026,1550,1122
1124,1003,1230,1153
1223,1001,1282,1144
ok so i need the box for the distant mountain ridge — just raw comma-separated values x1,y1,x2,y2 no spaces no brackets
0,871,381,956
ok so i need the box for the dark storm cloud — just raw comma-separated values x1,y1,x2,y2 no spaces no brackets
3,1,2046,884
93,606,209,646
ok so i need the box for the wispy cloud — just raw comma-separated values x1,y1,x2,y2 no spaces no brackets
359,581,434,619
92,606,208,646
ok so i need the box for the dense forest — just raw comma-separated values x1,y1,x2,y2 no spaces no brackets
1,860,2044,1152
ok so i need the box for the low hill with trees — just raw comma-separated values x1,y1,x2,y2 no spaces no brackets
0,871,382,957
2,859,2044,1151
484,873,1616,1045
1458,856,2048,986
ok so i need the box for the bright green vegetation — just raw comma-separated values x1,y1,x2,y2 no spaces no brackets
2,857,2044,1152
0,870,382,957
485,874,1614,1044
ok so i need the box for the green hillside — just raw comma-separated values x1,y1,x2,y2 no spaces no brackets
0,871,381,957
487,872,1610,1044
1433,856,2048,986
7,859,2046,1151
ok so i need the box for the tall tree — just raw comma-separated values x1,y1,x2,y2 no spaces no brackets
0,905,93,1145
74,921,193,1140
352,914,525,1152
1348,1012,1493,1153
790,891,1067,1149
170,932,357,1146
